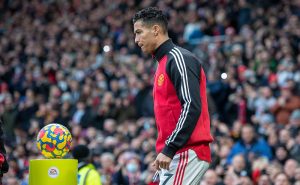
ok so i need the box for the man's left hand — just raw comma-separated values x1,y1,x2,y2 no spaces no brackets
152,153,172,170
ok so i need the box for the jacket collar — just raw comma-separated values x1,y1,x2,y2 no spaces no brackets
78,162,95,171
153,39,175,62
78,161,87,170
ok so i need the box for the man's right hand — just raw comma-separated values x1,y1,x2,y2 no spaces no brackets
152,153,172,170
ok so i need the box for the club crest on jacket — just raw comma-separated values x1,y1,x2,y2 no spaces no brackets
158,74,164,86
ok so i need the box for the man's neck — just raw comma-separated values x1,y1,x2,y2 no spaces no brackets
155,36,170,50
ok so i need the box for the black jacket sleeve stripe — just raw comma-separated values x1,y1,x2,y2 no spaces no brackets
162,47,202,157
168,49,191,145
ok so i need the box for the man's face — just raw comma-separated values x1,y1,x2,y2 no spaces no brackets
241,126,254,144
232,155,245,172
203,169,218,185
134,20,157,54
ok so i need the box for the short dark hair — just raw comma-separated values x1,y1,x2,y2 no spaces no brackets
132,7,168,33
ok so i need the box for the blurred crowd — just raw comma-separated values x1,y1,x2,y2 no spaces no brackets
0,0,300,184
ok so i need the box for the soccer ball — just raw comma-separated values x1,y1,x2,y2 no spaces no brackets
36,123,72,159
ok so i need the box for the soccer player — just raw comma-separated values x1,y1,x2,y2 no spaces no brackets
133,7,214,185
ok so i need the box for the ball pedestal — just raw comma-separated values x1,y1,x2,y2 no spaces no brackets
29,159,78,185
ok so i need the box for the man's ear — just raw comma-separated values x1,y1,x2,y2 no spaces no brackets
152,25,160,36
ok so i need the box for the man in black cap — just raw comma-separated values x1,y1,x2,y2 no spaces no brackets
72,145,102,185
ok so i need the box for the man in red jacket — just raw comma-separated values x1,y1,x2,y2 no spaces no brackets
133,7,213,185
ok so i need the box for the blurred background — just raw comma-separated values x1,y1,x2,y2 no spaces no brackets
0,0,300,184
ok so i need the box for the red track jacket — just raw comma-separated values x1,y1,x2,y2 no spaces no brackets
153,39,213,162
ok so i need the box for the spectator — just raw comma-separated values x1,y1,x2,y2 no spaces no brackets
295,167,300,183
273,173,290,185
248,86,276,121
72,145,102,185
258,173,271,185
5,177,19,185
224,171,240,185
230,154,250,178
270,86,300,124
289,129,300,163
288,109,300,137
283,159,298,183
112,152,142,185
0,120,8,184
201,169,222,185
99,152,115,185
274,144,290,165
227,124,272,164
1,96,17,141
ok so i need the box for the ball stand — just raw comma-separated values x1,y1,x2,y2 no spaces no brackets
29,159,77,185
